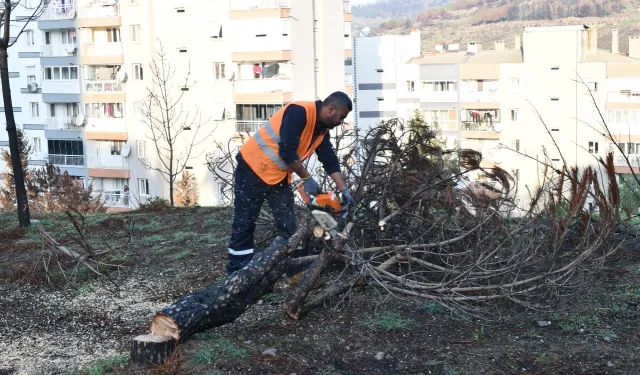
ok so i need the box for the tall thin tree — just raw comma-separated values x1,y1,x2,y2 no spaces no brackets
0,0,49,226
139,41,213,206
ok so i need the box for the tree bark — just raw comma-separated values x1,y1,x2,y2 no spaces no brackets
0,48,30,227
148,220,313,343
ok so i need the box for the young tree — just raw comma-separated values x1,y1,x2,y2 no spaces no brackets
0,128,31,210
139,41,212,207
1,0,49,226
174,170,199,207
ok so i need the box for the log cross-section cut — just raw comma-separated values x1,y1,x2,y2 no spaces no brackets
131,335,176,365
147,221,313,345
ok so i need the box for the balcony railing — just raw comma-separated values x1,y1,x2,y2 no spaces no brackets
48,154,85,166
87,156,128,170
84,80,123,93
41,44,77,57
462,121,500,132
616,155,640,166
80,42,123,56
608,92,640,103
426,120,457,131
233,78,292,94
236,120,265,133
40,6,76,21
78,3,119,18
91,191,129,208
229,0,291,11
45,117,82,131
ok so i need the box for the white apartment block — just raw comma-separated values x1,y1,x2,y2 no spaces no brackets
354,25,640,209
0,0,354,210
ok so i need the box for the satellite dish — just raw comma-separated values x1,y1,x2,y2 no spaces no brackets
361,26,371,37
493,123,503,132
75,114,85,126
116,70,128,83
120,144,131,157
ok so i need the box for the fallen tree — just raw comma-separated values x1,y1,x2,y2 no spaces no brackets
133,118,625,365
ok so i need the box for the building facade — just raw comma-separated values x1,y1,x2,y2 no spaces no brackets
0,0,354,209
354,25,640,209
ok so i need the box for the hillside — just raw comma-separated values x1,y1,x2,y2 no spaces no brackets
354,0,640,54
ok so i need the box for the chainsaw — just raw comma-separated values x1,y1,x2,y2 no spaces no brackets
296,182,359,265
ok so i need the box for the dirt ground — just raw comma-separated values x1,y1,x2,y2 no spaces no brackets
1,208,639,375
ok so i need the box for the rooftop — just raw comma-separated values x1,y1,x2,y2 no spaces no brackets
583,49,640,62
465,49,523,64
407,52,469,65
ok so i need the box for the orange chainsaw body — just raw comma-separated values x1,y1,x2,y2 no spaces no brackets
296,183,343,216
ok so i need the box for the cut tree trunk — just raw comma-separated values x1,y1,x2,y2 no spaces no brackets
147,220,313,343
131,335,176,366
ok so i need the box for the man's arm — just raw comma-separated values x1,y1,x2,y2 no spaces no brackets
315,135,347,190
278,105,312,179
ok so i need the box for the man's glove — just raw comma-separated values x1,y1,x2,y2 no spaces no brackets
302,176,320,195
341,188,355,206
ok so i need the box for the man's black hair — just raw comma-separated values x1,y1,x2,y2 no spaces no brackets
323,91,353,112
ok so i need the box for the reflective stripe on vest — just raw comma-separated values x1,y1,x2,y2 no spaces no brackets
254,120,289,171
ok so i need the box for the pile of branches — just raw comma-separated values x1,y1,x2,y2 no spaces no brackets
205,119,623,317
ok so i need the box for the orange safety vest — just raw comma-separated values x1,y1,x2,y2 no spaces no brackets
240,102,327,185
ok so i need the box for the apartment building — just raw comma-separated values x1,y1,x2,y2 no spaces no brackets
354,25,640,208
0,0,353,209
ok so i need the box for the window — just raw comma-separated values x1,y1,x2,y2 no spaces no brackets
129,0,138,4
29,102,39,117
628,143,636,155
587,81,598,92
551,66,560,70
375,69,384,73
107,28,120,43
551,98,559,101
424,81,457,92
588,141,599,154
47,140,84,156
133,64,143,80
512,139,520,152
130,25,140,43
110,141,125,155
84,103,124,119
178,48,187,53
43,66,78,81
509,78,519,93
49,103,56,117
213,62,225,80
136,140,147,158
61,30,76,44
27,75,36,82
209,22,222,39
25,30,35,46
406,81,415,92
176,7,185,13
510,109,519,122
138,178,150,196
33,137,41,153
135,101,144,120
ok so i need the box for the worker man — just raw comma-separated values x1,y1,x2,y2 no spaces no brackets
226,91,354,274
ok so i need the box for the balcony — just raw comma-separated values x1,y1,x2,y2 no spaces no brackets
233,79,293,103
48,154,85,166
78,3,120,28
229,0,291,11
80,43,123,65
607,92,640,110
236,120,265,133
344,1,351,13
345,74,353,86
90,191,130,208
420,91,458,103
87,156,129,170
426,120,458,132
41,43,77,57
45,117,82,131
87,155,130,178
84,80,123,93
461,122,501,139
614,154,640,173
460,91,499,107
40,6,77,21
85,117,127,140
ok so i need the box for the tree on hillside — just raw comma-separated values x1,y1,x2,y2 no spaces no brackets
139,41,213,207
1,0,50,226
0,128,32,210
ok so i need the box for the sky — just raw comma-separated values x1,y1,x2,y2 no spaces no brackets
350,0,379,5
